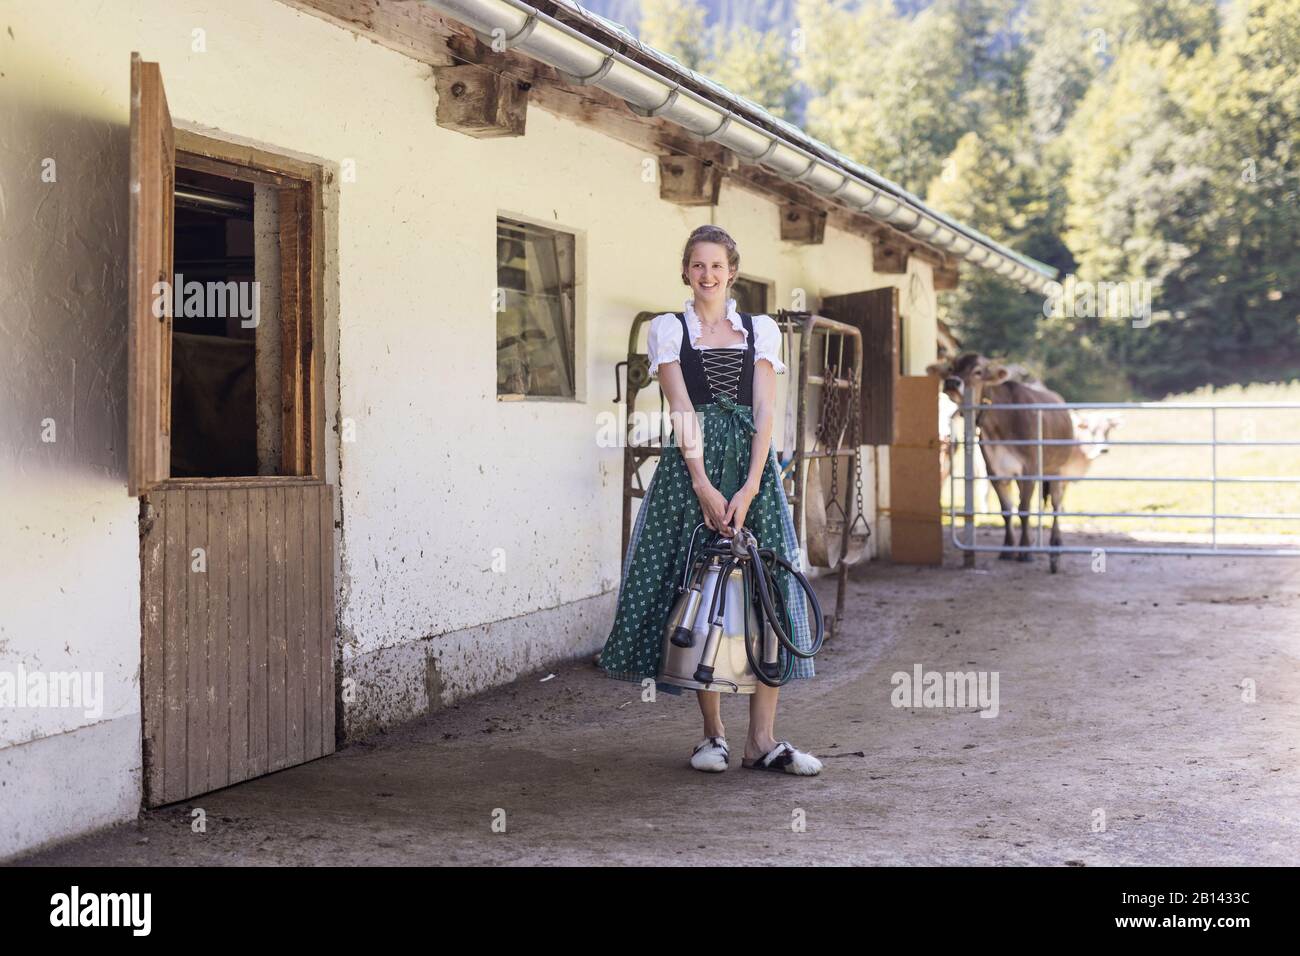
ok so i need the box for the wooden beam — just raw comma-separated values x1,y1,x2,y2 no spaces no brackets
433,63,528,138
933,262,959,290
275,0,457,66
177,128,319,185
658,154,721,206
873,239,909,274
779,203,826,244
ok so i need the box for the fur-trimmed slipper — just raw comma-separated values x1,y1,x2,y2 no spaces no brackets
742,740,823,776
689,736,730,772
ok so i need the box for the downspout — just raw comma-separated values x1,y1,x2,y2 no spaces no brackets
420,0,1057,293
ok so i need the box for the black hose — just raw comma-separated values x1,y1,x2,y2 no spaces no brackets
745,542,824,660
768,550,826,659
680,523,825,689
741,558,796,687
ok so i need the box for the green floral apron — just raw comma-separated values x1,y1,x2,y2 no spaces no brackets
600,393,815,693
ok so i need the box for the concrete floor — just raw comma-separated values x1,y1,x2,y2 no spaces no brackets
15,534,1300,866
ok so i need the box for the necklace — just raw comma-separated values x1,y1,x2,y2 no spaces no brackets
696,306,725,332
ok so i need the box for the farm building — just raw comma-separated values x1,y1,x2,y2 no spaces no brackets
0,0,1055,860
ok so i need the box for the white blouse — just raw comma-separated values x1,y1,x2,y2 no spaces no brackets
647,297,787,379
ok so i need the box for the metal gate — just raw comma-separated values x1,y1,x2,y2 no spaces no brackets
946,400,1300,560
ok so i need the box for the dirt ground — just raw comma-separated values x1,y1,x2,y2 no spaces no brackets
15,533,1300,866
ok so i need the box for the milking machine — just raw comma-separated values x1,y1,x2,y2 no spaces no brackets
658,522,825,693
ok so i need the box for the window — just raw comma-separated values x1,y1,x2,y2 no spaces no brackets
127,52,324,494
170,168,259,476
732,275,771,315
496,217,576,399
168,146,320,478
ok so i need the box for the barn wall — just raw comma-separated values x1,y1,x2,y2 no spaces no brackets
0,0,939,857
0,11,142,859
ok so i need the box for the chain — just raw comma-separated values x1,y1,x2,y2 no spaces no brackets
816,361,846,508
811,352,871,549
811,353,873,546
828,369,840,509
846,367,870,540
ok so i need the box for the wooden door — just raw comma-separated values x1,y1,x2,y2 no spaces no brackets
140,483,335,805
821,288,899,445
129,56,336,806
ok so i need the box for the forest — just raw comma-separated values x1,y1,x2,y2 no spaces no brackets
583,0,1299,398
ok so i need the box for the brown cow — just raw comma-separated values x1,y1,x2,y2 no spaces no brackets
928,353,1093,573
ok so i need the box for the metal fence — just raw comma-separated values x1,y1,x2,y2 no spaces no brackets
946,401,1300,559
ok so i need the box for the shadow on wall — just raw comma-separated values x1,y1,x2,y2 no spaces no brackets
0,89,130,486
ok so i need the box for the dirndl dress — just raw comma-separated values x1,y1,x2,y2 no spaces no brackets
600,309,815,694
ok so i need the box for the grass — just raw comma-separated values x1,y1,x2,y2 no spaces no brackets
943,380,1300,540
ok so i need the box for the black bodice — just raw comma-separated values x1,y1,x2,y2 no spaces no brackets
675,310,755,406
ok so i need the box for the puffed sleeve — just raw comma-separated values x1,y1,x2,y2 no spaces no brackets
646,312,683,379
752,313,787,374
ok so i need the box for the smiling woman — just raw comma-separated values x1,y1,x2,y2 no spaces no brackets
598,224,824,777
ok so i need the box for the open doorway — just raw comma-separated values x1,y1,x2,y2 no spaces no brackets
171,168,259,477
166,141,321,481
128,54,336,809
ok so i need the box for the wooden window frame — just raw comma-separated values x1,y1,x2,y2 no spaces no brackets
495,214,579,402
165,130,326,485
128,63,327,496
732,274,773,315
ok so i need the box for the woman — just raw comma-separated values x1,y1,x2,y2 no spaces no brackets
600,224,822,776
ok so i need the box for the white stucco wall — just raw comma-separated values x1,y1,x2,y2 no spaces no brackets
0,0,940,858
0,3,144,858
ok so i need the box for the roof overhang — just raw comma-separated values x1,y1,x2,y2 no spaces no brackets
419,0,1058,294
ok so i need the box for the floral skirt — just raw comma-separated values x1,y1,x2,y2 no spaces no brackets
600,394,815,694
